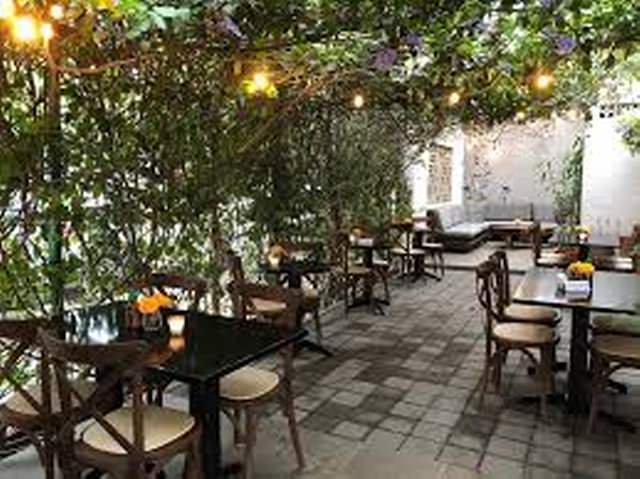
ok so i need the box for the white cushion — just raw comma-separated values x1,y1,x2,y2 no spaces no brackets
3,379,95,416
81,405,195,455
504,304,557,324
220,366,279,401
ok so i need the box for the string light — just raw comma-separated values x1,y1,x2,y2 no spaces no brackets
515,111,527,122
49,4,64,20
41,22,54,42
252,71,269,92
448,91,462,107
0,0,15,19
12,16,38,42
534,72,554,91
353,93,365,109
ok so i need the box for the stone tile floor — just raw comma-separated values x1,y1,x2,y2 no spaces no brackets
3,270,640,478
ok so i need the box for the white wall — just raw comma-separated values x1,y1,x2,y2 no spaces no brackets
582,105,640,236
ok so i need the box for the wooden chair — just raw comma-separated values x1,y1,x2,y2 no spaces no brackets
490,250,560,327
475,259,556,416
38,330,201,479
331,232,378,312
130,272,208,310
389,221,427,280
589,334,640,432
265,241,326,342
0,320,57,479
531,222,573,268
224,282,305,479
420,210,446,277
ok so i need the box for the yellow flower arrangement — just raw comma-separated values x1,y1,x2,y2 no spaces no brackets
567,261,595,279
136,291,174,315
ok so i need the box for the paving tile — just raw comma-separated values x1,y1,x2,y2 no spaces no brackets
532,426,573,453
379,416,416,435
493,422,534,443
438,445,482,470
448,431,485,452
390,401,427,420
524,465,572,479
331,390,365,407
571,454,618,479
399,436,442,460
620,463,640,479
480,454,525,479
332,421,371,440
384,376,414,390
363,429,405,452
528,445,571,472
412,421,452,443
486,436,528,461
424,409,461,427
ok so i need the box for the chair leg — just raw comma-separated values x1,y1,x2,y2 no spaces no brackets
589,355,606,433
493,347,504,394
478,359,491,409
312,309,323,344
243,408,258,479
184,430,203,479
283,385,305,470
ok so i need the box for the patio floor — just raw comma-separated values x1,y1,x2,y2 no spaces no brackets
2,270,640,478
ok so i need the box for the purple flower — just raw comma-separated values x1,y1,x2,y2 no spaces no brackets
373,48,398,71
555,36,577,55
405,32,423,49
217,15,246,40
539,0,554,8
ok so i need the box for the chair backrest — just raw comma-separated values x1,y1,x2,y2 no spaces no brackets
475,258,505,335
490,250,511,304
38,329,150,466
131,272,207,310
426,209,444,233
530,221,543,262
231,281,303,332
332,232,352,274
0,320,51,419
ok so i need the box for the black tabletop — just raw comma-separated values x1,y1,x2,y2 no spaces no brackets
63,302,306,385
513,268,640,314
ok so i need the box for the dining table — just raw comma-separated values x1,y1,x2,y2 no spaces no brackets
62,301,306,479
512,268,640,414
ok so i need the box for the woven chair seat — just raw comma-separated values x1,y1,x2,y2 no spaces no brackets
81,406,196,455
593,315,640,336
493,323,554,346
504,304,558,325
3,379,95,417
390,247,426,257
592,335,640,363
220,366,280,402
331,265,371,276
250,298,287,318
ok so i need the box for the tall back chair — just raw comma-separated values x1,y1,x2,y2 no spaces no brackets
330,232,375,312
223,283,305,478
475,259,556,415
38,330,201,479
131,273,208,310
0,320,56,479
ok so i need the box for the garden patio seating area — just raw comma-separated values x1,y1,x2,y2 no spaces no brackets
2,1,640,479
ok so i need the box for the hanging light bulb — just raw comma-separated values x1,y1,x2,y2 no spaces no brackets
12,16,38,42
515,111,527,122
534,72,555,91
448,91,462,107
49,4,64,20
41,22,54,42
252,71,270,92
0,0,15,19
352,93,365,109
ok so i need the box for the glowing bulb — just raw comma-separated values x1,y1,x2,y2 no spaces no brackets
41,22,54,41
448,91,462,106
353,93,365,109
534,73,554,91
0,0,15,19
252,72,269,92
49,4,64,20
515,111,526,122
13,16,38,42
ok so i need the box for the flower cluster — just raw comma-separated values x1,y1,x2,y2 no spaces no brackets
567,261,595,279
136,291,174,315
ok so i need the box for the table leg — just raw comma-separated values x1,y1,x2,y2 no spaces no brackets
190,380,221,479
568,308,591,414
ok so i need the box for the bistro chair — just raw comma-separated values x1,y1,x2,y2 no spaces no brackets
38,330,201,479
0,320,58,479
490,250,561,327
417,212,446,279
475,259,556,416
531,222,573,268
131,272,208,406
589,334,640,432
265,241,326,343
224,282,305,479
331,232,379,312
389,220,427,280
